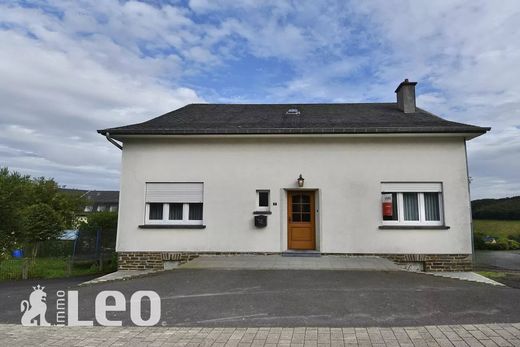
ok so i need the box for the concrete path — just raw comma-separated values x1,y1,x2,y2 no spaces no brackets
427,271,505,286
80,269,160,286
179,255,401,271
1,323,520,346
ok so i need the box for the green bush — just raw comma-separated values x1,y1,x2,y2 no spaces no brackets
507,239,520,250
492,238,510,250
508,234,520,243
473,232,487,250
473,228,520,250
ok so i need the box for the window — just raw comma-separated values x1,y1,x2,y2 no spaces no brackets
84,205,93,212
145,183,204,225
169,203,183,220
381,183,443,226
97,204,106,212
256,190,270,212
109,205,118,212
149,203,163,220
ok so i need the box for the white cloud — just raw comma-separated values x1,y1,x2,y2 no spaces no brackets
0,1,204,189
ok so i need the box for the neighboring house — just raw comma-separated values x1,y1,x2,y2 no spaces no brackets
81,190,120,215
98,80,489,271
60,189,119,224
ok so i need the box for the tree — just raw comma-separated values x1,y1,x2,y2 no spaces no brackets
0,167,87,259
0,168,32,257
22,203,64,259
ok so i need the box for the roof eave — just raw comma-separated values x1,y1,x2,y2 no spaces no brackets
102,129,490,142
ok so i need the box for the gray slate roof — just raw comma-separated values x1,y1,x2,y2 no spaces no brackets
98,103,489,136
61,188,119,203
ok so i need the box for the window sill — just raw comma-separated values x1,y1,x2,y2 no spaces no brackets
139,224,206,229
253,211,272,215
379,225,450,230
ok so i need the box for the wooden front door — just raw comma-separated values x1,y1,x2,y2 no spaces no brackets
287,191,316,250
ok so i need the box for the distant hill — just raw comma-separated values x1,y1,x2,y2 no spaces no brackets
472,196,520,220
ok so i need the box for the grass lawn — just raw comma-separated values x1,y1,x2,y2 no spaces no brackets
473,219,520,238
0,257,115,281
476,271,507,279
477,271,520,289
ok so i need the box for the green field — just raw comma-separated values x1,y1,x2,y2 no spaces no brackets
473,220,520,238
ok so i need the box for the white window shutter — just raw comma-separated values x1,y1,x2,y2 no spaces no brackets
146,183,203,203
381,182,442,192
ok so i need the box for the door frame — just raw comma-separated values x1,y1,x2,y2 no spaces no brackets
285,189,319,251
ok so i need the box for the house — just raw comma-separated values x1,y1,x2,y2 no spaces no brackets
98,80,489,271
61,188,119,213
80,190,120,215
61,188,120,223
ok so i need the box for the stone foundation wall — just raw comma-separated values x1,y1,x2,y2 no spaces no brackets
380,254,472,272
117,251,472,272
118,252,163,270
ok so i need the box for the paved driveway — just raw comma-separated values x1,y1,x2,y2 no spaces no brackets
1,269,520,327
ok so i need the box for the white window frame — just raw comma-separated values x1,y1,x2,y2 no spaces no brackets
144,182,204,226
256,190,270,212
381,183,444,227
145,203,203,225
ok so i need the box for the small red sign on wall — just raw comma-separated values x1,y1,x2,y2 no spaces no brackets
382,193,393,217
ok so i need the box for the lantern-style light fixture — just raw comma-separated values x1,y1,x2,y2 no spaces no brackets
297,174,305,187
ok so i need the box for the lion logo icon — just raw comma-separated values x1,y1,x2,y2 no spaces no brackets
20,284,50,326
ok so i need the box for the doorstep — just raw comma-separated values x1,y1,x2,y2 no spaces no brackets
178,254,401,271
281,250,321,257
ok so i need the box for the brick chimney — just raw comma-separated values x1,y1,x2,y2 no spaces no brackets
395,79,417,113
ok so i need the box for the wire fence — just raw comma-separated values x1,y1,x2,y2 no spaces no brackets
0,229,116,281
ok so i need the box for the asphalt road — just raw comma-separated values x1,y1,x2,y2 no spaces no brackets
2,270,520,327
474,250,520,271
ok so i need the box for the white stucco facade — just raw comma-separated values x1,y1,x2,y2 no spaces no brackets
115,135,473,255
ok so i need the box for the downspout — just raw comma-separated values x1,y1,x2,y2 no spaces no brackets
464,140,475,267
105,132,122,150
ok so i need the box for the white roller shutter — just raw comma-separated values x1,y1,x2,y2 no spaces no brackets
381,182,442,192
146,183,203,203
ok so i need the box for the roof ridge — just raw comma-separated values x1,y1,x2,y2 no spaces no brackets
186,102,397,106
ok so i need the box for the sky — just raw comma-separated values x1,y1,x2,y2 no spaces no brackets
0,0,519,200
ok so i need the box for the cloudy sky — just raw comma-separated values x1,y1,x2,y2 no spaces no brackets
0,0,519,199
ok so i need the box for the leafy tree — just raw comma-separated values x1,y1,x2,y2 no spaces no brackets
0,167,87,259
0,168,32,256
472,196,520,220
22,203,64,259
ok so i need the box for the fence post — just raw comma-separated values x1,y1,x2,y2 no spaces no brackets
99,252,104,272
22,258,29,280
67,256,72,277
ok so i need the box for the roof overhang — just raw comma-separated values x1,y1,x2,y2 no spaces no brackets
103,131,489,142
